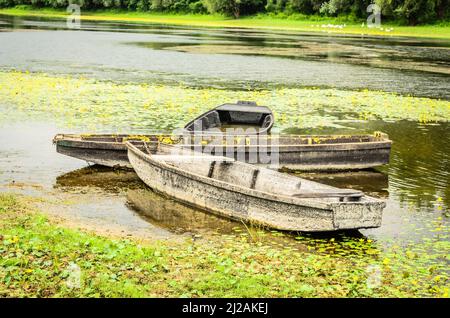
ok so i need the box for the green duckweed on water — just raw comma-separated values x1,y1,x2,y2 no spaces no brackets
0,193,448,297
0,71,449,132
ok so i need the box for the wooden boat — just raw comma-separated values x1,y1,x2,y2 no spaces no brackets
126,141,385,232
54,132,391,171
183,101,274,134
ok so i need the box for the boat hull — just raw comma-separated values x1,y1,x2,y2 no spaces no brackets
56,138,132,168
55,134,391,171
127,144,385,232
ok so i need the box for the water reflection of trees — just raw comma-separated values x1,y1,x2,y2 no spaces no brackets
383,121,450,211
297,170,389,199
285,120,450,212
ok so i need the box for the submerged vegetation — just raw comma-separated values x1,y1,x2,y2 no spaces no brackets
0,71,449,132
0,193,448,297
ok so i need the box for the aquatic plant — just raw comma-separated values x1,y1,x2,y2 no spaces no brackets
0,71,449,133
0,193,448,297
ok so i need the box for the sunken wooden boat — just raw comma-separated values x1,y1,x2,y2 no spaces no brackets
184,101,274,134
54,133,391,171
126,141,385,232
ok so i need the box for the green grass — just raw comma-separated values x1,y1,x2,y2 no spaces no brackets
0,193,448,297
1,6,450,39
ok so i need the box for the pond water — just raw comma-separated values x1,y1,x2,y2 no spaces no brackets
1,14,450,98
0,15,448,258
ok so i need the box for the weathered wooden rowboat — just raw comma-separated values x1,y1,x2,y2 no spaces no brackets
54,132,391,171
184,101,274,134
126,141,385,232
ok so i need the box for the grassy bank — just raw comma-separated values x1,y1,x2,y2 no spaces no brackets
0,193,448,297
1,6,450,39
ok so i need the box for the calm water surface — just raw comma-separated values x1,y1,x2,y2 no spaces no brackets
0,15,448,249
1,14,450,98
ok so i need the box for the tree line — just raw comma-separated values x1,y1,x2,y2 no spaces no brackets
1,0,449,25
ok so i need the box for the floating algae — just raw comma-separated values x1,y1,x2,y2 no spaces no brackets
0,71,449,132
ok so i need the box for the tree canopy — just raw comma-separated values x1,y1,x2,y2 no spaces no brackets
1,0,448,24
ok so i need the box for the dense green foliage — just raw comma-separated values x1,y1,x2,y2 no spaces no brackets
1,193,448,297
0,0,449,24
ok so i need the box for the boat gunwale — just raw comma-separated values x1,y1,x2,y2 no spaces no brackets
55,133,392,152
126,141,382,211
54,133,390,140
183,103,274,134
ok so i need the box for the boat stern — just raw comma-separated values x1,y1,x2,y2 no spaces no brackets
331,199,385,230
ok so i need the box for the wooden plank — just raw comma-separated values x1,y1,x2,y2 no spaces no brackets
151,155,235,163
292,191,363,198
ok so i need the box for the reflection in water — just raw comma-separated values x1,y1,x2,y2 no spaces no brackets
53,165,177,239
285,120,450,214
55,165,143,194
127,188,240,235
134,39,450,76
382,123,450,211
297,170,389,198
56,165,242,235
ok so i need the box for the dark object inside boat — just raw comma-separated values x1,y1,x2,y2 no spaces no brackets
184,101,274,134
